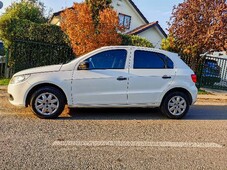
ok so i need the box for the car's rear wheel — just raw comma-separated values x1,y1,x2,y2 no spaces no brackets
30,87,65,119
160,92,189,119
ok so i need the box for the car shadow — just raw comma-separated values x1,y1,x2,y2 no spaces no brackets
58,105,227,120
61,107,166,120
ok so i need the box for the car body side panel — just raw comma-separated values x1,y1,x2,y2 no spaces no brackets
8,71,73,107
71,69,129,106
128,69,176,105
157,69,198,105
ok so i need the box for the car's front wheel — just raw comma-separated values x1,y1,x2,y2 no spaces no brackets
30,87,65,119
160,92,189,119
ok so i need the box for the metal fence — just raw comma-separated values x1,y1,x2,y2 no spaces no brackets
6,40,75,77
0,63,5,78
199,55,227,90
182,53,227,91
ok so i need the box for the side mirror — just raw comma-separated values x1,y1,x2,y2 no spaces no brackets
78,61,90,70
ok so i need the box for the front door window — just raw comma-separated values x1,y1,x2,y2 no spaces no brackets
81,49,127,70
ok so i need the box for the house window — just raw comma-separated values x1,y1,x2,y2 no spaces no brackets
119,13,131,29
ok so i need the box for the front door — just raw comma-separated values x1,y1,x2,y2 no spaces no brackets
72,49,129,106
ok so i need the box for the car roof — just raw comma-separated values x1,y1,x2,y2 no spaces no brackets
99,46,179,57
98,46,190,69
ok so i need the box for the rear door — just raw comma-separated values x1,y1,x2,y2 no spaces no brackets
128,49,176,105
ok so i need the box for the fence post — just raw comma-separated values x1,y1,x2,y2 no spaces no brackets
4,48,9,78
197,56,206,89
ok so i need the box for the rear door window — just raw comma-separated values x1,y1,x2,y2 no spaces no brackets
133,50,173,69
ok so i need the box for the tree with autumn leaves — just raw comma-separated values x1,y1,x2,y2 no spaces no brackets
163,0,227,62
60,1,121,56
60,1,153,56
85,0,112,29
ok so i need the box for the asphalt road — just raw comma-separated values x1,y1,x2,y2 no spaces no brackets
0,89,227,169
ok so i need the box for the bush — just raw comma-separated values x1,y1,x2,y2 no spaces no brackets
0,0,73,73
1,18,68,48
1,19,74,72
120,34,153,48
11,40,74,72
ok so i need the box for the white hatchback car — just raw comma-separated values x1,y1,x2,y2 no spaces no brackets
8,46,197,119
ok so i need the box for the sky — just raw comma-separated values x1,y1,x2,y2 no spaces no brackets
0,0,184,31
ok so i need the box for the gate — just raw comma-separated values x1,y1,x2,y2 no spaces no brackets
198,52,227,91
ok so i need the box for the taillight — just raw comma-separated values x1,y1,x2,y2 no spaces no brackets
191,74,197,83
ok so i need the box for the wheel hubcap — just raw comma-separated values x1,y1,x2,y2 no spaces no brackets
168,96,187,116
35,93,59,115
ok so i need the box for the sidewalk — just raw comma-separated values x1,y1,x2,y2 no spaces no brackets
196,88,227,105
196,94,227,105
1,85,226,105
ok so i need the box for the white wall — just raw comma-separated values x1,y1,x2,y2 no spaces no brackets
137,26,165,49
111,0,147,32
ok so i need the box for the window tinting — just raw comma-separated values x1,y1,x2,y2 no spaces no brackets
134,51,165,69
134,50,174,69
83,50,127,70
167,57,174,68
158,53,174,69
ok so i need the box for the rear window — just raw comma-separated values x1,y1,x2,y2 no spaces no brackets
133,50,174,69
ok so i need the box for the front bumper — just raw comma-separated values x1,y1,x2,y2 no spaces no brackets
7,81,31,107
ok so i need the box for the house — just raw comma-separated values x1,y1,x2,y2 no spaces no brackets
50,0,167,48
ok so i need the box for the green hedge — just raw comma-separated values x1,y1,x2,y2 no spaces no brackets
1,19,74,72
120,34,154,48
1,18,68,47
11,40,74,72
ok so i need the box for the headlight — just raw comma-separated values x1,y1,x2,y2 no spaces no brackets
10,74,30,84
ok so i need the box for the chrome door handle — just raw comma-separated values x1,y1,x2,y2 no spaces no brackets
162,75,172,79
117,76,127,81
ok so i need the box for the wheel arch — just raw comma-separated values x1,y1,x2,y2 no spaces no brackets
161,88,193,106
25,83,68,107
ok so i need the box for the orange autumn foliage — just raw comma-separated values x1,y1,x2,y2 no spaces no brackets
60,3,122,56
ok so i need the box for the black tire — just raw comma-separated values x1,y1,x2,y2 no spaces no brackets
160,92,190,119
30,86,65,119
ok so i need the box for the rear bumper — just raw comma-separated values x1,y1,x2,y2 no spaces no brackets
190,86,198,105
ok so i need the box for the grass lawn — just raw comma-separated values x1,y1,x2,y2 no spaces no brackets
0,78,10,86
198,89,210,95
